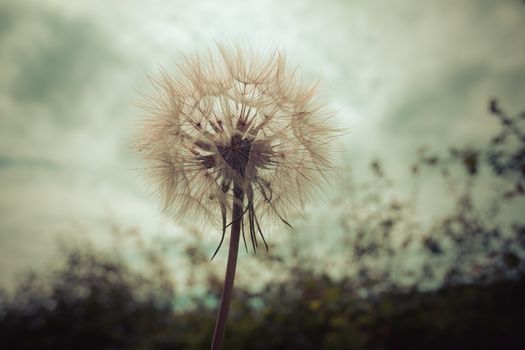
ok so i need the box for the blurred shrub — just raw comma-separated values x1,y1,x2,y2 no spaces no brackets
0,245,177,350
310,99,525,293
1,246,524,349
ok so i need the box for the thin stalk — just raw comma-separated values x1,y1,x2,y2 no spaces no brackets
210,185,244,350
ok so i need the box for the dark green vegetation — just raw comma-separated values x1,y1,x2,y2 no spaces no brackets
1,100,524,349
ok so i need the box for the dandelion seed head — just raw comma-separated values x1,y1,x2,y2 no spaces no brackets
136,44,338,250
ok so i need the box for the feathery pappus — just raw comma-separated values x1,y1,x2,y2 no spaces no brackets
136,44,338,258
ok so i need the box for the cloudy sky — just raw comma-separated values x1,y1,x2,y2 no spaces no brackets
1,0,524,286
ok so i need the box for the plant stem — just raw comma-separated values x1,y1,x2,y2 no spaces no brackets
210,186,243,350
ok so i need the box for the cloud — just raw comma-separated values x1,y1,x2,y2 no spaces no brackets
0,2,124,161
1,5,111,103
0,2,164,286
0,155,58,169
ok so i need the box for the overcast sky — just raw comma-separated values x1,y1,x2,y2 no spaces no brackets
1,0,524,286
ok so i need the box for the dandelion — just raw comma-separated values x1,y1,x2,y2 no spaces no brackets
136,44,338,350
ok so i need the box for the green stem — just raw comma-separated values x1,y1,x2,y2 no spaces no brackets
210,186,243,350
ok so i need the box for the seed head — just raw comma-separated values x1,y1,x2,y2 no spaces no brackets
136,44,338,256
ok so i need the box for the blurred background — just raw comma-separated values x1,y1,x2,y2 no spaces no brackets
1,0,524,349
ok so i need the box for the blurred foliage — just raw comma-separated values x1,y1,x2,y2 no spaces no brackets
1,100,524,349
329,99,525,292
